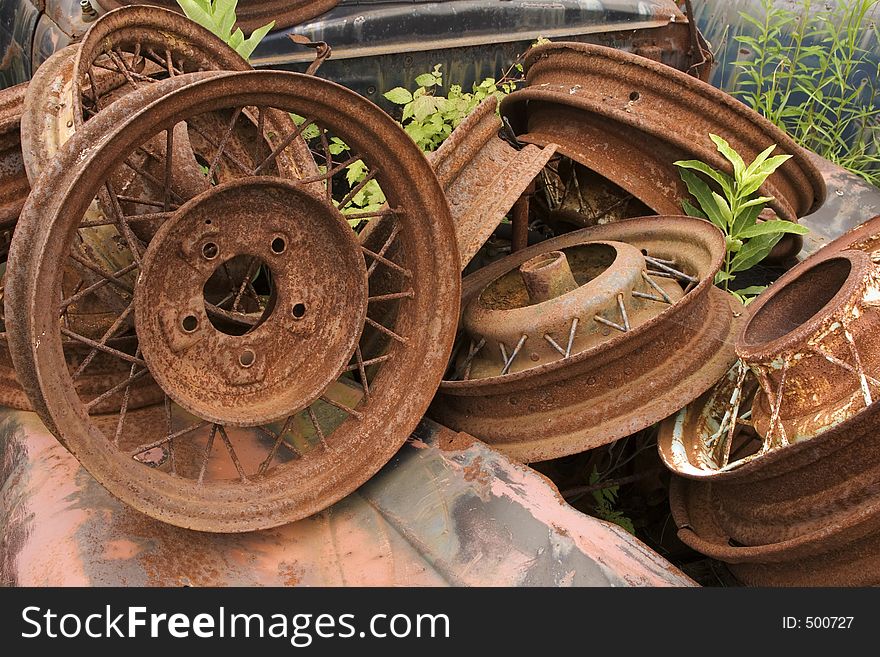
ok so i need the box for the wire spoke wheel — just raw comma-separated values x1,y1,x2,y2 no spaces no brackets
5,70,459,532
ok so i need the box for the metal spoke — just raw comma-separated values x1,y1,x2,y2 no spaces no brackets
112,349,141,447
307,406,329,449
197,424,218,485
344,353,393,372
354,346,370,401
364,316,408,345
501,334,528,375
61,327,145,366
320,395,364,420
72,302,135,379
336,168,378,210
257,416,296,476
207,107,243,182
365,221,402,279
132,420,208,458
217,426,249,483
594,315,628,333
104,182,145,265
367,290,414,303
85,368,149,411
361,245,411,278
253,117,317,174
61,259,136,311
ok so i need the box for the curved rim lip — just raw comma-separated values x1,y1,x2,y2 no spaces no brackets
441,215,725,390
93,0,340,32
736,249,869,361
658,356,880,483
72,5,251,130
517,41,826,214
819,213,880,256
499,87,820,221
5,69,459,532
432,284,744,463
670,476,880,563
465,239,636,335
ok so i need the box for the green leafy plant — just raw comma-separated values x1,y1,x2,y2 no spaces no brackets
731,0,880,185
382,63,521,152
675,134,808,301
589,468,635,535
176,0,274,60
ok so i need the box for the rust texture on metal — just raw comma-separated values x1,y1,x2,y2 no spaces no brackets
0,82,28,229
4,70,460,532
1,411,693,586
500,42,826,223
661,237,880,585
93,0,340,32
660,247,880,477
427,96,556,268
431,215,744,463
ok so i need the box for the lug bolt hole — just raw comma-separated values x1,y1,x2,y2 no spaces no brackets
202,242,219,260
181,315,199,333
239,349,256,368
630,91,640,101
292,303,306,319
271,237,287,254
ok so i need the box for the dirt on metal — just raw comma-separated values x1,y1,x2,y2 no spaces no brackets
431,216,744,463
500,42,826,223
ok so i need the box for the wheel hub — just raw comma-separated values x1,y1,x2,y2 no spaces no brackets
135,178,367,425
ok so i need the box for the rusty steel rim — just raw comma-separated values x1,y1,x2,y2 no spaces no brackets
659,248,880,479
5,70,459,532
93,0,339,32
500,42,826,222
430,216,743,463
663,244,880,584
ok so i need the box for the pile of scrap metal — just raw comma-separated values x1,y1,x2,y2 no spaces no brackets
0,4,873,589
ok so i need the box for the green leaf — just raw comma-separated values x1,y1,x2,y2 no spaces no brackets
712,191,734,228
237,21,274,60
679,169,726,229
710,133,746,182
674,159,733,197
729,233,784,273
730,202,763,236
415,73,438,87
715,270,736,284
177,0,215,31
737,220,809,238
681,199,707,220
383,87,413,105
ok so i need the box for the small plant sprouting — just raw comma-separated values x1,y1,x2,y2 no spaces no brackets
675,134,808,303
176,0,274,61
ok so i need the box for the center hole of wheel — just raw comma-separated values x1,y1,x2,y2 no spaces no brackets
202,254,276,337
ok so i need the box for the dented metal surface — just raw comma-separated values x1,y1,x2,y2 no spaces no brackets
92,0,339,32
431,216,744,463
0,411,693,586
427,96,556,268
663,237,880,585
5,69,460,531
500,42,826,223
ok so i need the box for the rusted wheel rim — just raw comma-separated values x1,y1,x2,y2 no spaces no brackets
500,42,826,222
5,71,459,532
659,248,880,479
430,216,743,463
93,0,340,32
